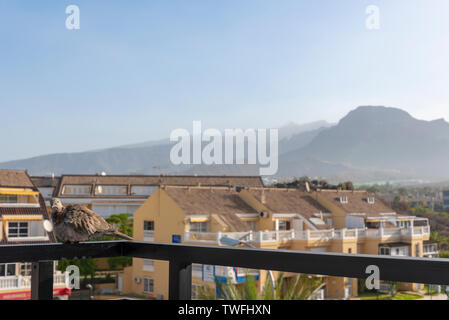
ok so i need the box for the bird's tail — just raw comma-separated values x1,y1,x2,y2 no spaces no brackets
111,231,134,240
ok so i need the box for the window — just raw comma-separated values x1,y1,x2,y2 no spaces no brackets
143,260,154,272
20,263,32,276
144,221,154,231
131,186,156,196
415,243,420,257
396,220,411,228
189,222,209,233
391,247,409,256
277,220,291,231
0,263,16,277
95,185,127,196
379,247,391,255
62,185,91,195
143,278,154,294
0,195,18,203
339,196,348,204
8,222,29,238
143,221,154,241
246,221,258,231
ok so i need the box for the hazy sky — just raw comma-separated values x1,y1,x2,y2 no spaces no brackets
0,1,448,162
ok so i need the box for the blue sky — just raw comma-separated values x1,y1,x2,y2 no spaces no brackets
0,1,448,162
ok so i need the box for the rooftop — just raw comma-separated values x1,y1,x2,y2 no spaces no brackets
0,170,35,188
53,174,264,198
315,189,395,216
163,186,257,232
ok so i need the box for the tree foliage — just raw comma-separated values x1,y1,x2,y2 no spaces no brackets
197,272,324,300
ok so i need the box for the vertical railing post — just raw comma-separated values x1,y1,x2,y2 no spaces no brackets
169,260,192,300
31,261,54,300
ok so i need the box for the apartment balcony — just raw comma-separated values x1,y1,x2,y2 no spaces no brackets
184,226,431,245
423,244,440,258
0,273,67,290
184,230,295,244
1,241,449,300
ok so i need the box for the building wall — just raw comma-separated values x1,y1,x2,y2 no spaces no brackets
124,188,188,299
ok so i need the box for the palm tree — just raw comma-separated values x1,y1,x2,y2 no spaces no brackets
197,272,325,300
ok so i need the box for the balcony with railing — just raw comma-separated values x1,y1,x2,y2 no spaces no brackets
183,225,431,245
1,240,448,300
0,272,67,290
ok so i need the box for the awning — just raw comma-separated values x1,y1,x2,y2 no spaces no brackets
188,215,210,222
0,188,39,196
1,215,44,221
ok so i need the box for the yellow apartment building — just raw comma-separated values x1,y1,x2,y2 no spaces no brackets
0,170,70,300
120,186,432,300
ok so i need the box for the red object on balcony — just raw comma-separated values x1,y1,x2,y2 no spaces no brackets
0,287,71,300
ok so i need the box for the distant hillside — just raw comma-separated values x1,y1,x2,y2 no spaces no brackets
0,121,330,176
2,106,449,183
278,106,449,181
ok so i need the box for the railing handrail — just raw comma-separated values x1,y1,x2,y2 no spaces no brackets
1,241,448,300
185,226,430,243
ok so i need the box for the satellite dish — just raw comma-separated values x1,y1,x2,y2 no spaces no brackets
43,219,54,232
101,171,107,176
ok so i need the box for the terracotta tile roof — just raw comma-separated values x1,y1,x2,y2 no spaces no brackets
163,186,256,231
30,176,61,188
315,190,395,216
247,188,329,216
0,170,35,188
55,174,263,198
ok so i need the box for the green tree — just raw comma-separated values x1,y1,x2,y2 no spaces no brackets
105,213,133,237
102,213,133,269
398,188,407,197
387,281,398,298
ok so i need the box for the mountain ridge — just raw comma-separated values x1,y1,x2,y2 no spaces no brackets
2,106,449,183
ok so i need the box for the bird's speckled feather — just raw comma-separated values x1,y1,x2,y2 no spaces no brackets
51,199,133,243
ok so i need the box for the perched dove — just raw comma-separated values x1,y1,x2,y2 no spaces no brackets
50,198,133,243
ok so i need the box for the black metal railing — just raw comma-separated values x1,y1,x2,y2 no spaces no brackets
1,240,449,300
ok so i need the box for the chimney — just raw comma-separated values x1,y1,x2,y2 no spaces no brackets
261,189,267,204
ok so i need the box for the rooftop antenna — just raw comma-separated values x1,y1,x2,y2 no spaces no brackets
152,152,169,174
